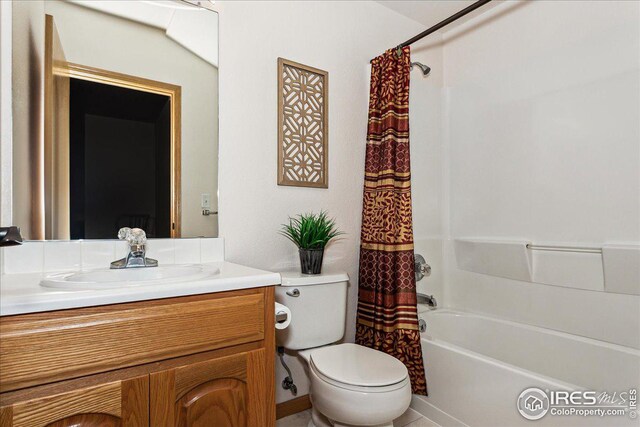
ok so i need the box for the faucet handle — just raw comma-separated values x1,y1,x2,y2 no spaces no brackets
117,227,147,246
129,228,147,245
117,227,132,241
414,254,431,282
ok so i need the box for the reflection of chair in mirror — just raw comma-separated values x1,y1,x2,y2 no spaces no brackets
115,215,155,238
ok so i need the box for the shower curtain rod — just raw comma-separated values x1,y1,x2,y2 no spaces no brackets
371,0,492,62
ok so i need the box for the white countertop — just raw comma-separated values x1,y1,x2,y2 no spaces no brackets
0,262,281,316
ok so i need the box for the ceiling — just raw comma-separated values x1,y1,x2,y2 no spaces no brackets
375,1,488,31
69,0,219,67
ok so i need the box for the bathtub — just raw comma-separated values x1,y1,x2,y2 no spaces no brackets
411,309,640,427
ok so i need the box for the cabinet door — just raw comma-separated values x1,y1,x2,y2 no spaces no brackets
151,349,271,427
0,375,148,427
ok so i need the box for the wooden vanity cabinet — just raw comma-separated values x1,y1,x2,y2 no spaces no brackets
0,287,276,427
151,349,268,426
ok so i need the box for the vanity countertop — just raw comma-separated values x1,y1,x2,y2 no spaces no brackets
0,262,281,316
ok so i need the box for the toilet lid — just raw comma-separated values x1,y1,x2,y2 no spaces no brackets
309,343,408,387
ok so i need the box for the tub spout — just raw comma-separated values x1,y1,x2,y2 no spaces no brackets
417,293,437,309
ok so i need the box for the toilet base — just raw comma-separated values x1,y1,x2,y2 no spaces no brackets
308,407,393,427
309,406,331,427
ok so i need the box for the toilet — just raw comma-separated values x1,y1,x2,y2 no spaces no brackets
276,271,412,427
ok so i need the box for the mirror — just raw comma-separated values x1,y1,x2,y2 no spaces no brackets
11,0,218,239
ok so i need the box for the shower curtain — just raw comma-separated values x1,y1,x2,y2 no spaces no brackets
355,46,427,395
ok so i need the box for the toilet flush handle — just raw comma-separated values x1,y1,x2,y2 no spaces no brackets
286,288,300,297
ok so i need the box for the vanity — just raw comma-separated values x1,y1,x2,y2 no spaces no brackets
0,239,279,427
0,289,276,427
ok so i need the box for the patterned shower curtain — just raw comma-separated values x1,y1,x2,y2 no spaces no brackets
355,46,427,395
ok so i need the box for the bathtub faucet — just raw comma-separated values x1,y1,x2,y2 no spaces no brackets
417,293,437,309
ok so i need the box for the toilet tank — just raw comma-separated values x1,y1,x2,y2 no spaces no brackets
275,271,349,350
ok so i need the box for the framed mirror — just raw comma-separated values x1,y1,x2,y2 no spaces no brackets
11,0,218,240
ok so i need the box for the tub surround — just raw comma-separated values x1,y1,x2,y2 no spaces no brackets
453,239,640,296
441,0,640,352
0,238,281,315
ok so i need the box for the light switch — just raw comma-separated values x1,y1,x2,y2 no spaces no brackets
201,193,211,209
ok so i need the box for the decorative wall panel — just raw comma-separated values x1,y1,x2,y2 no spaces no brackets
277,58,328,188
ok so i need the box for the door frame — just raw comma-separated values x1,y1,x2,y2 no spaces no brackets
53,62,182,237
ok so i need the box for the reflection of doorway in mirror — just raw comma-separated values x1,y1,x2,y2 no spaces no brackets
45,15,182,239
69,79,173,239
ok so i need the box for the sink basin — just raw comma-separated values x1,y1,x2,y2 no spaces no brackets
40,264,220,290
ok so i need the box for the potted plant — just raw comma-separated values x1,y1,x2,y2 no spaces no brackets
280,211,344,274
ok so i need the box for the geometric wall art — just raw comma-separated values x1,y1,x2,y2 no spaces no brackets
277,58,328,188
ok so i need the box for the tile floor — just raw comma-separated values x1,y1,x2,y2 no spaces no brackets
276,408,439,427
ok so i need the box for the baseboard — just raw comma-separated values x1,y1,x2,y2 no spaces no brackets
276,394,312,420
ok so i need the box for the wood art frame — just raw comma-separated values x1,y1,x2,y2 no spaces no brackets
49,61,183,237
277,58,328,188
43,14,65,240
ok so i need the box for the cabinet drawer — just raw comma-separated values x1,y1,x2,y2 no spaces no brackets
0,374,148,427
0,291,265,392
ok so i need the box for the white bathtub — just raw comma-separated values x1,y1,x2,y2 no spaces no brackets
411,309,640,427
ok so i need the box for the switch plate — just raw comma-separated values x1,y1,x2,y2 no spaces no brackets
201,193,211,209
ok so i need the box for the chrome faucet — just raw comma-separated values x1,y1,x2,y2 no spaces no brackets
110,227,158,269
417,293,437,309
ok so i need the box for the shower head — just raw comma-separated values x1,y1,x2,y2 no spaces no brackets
411,62,431,76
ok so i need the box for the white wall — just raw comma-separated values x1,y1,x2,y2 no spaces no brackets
216,0,425,403
410,37,446,304
437,1,640,348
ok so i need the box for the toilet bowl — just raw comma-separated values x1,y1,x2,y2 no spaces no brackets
301,343,412,427
276,271,412,427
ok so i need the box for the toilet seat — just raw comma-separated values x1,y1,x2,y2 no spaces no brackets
310,360,410,393
308,343,409,392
